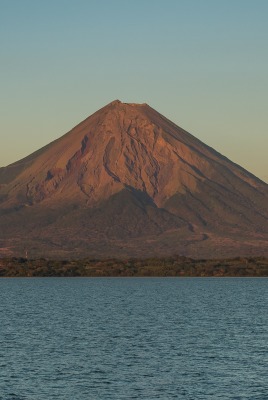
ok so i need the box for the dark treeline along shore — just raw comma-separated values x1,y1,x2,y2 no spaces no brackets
0,256,268,277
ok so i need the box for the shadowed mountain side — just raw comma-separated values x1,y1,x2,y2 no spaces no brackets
0,100,268,258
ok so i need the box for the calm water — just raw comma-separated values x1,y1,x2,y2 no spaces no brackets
0,278,267,400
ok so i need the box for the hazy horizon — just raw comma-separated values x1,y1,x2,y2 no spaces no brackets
1,0,267,183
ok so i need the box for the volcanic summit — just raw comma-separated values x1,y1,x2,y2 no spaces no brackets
0,100,268,258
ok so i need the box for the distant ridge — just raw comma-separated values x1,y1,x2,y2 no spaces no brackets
0,100,267,258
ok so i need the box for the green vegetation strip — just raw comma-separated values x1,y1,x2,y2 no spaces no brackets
0,256,268,277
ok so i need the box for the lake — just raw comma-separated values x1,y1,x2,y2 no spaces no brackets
0,278,267,399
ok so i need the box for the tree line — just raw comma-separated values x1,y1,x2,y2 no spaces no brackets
0,256,268,277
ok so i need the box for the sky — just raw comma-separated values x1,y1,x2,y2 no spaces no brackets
1,0,267,182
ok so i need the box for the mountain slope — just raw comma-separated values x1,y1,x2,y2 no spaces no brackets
0,100,267,258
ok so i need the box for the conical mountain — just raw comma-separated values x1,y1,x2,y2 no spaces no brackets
0,100,267,258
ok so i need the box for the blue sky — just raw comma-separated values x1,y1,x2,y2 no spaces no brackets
1,0,267,182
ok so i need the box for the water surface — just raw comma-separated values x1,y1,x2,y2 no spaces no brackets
0,278,267,399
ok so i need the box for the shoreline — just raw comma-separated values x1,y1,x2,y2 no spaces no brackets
0,256,268,278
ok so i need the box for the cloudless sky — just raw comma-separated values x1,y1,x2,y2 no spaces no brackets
1,0,267,182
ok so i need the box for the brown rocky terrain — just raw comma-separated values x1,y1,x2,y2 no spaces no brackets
0,100,267,258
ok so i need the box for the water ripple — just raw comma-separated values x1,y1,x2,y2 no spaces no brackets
0,277,267,399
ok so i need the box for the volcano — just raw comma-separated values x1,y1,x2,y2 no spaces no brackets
0,100,267,258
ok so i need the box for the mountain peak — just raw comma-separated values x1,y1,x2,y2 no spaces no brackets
106,99,148,108
108,99,122,106
0,101,267,258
